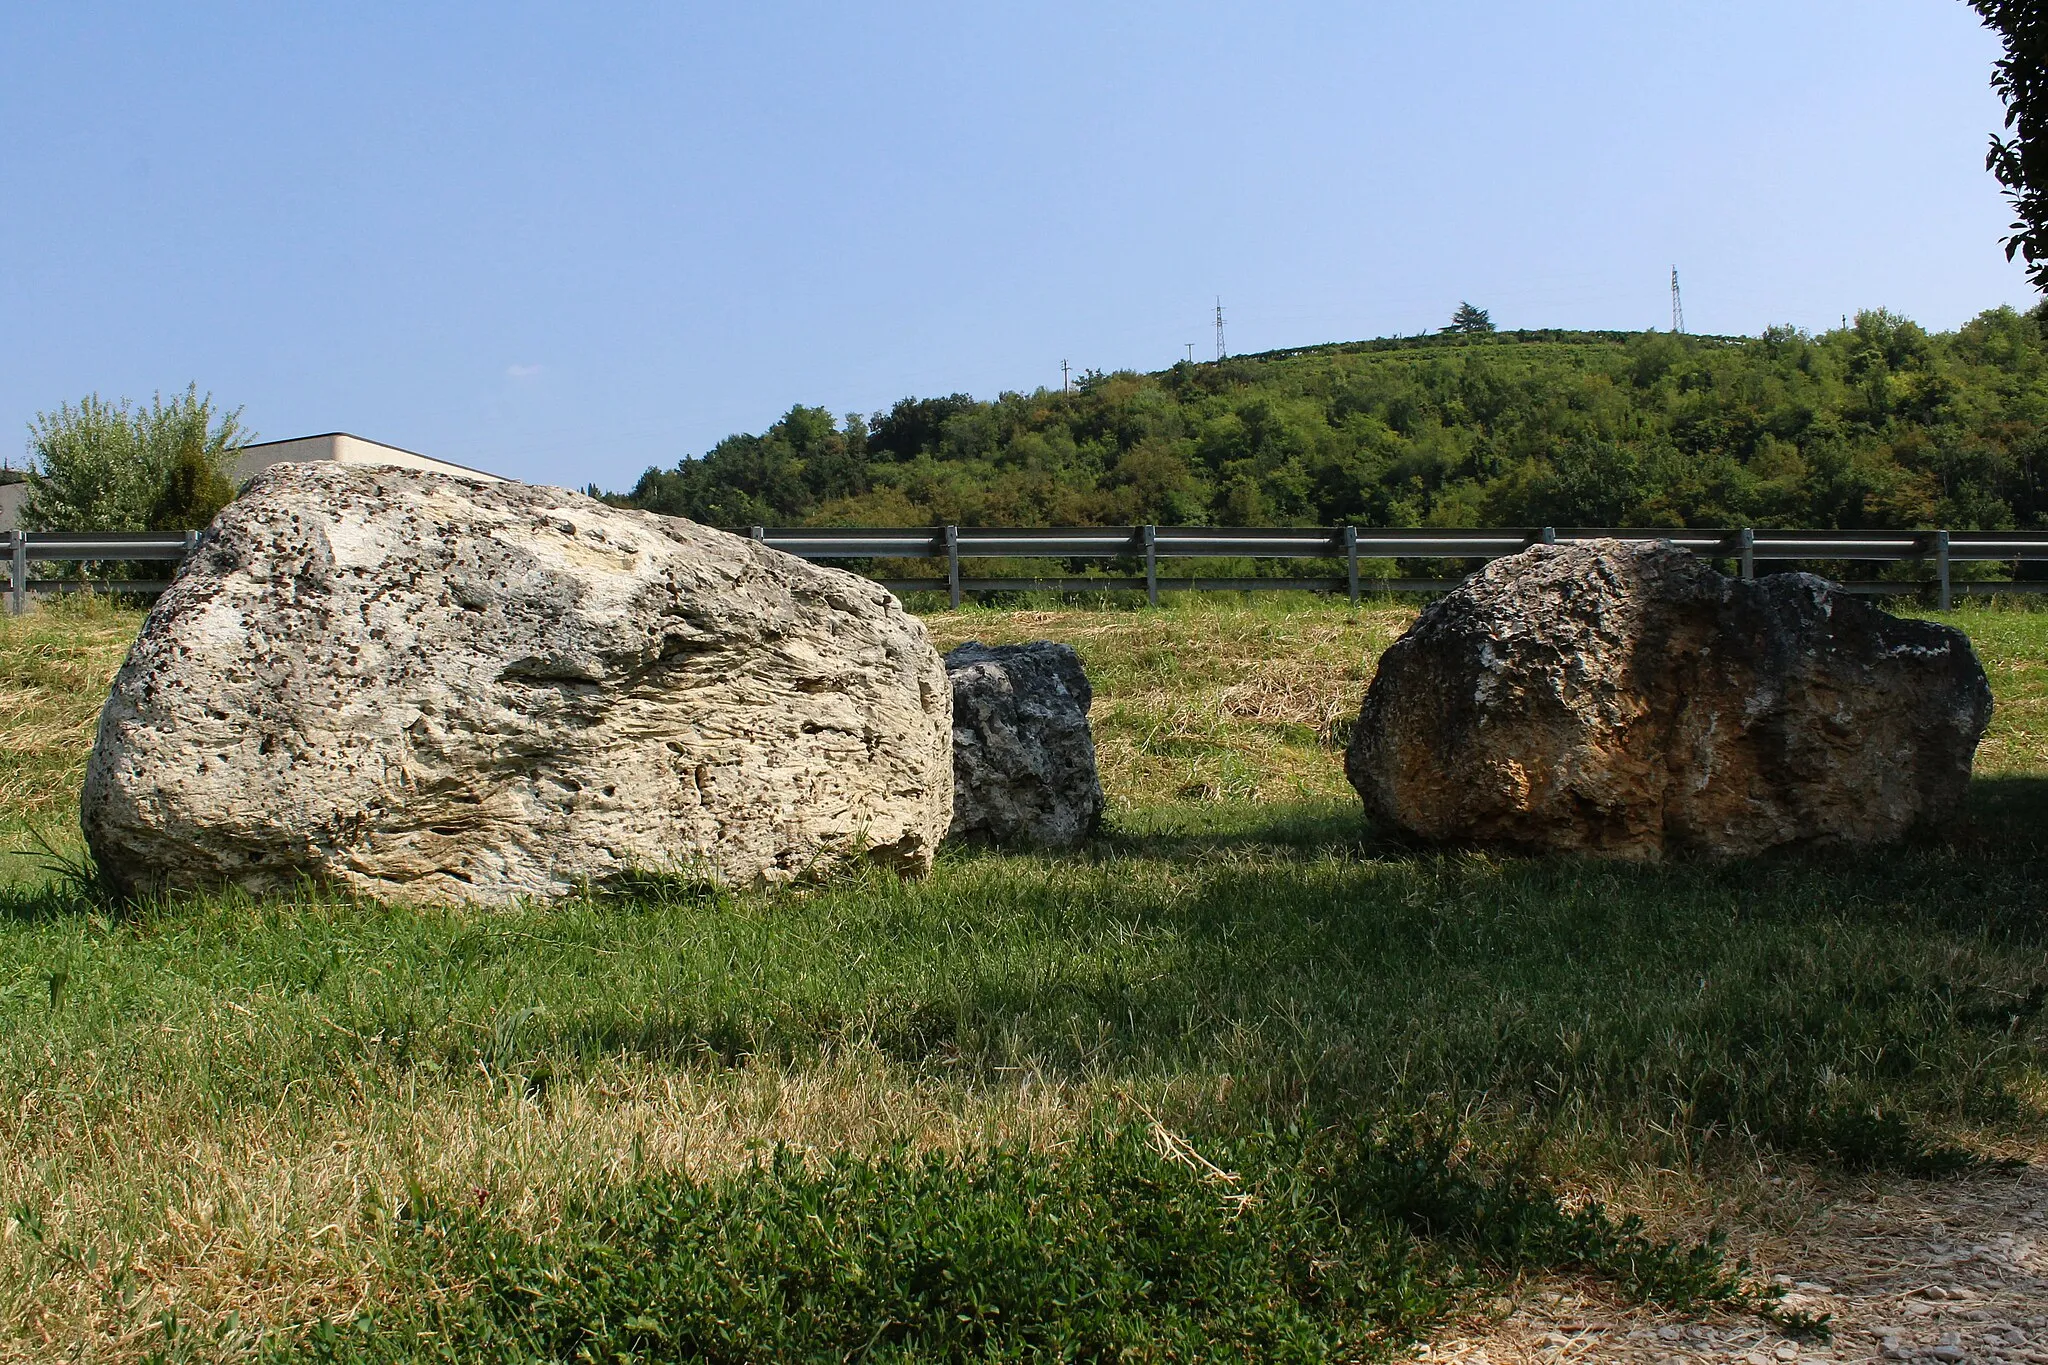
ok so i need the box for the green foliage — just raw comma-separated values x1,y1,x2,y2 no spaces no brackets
1971,0,2048,293
282,1124,1744,1364
1761,1305,1835,1344
1443,302,1495,335
611,311,2048,532
21,386,244,533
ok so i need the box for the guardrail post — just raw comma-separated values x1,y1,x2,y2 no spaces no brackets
1143,525,1158,607
1540,526,1556,545
8,531,24,616
748,525,765,544
1345,526,1359,606
182,529,199,570
1935,529,1951,611
945,525,961,610
1738,528,1755,581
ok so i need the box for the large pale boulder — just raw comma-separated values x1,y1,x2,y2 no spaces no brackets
82,464,952,905
1345,539,1992,858
946,641,1104,848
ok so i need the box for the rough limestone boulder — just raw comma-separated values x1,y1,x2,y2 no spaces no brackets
946,641,1104,848
82,463,952,905
1345,539,1992,858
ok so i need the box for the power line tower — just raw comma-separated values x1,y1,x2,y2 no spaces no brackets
1670,267,1685,334
1214,298,1227,360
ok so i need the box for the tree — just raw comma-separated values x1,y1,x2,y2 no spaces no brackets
22,386,246,532
1442,302,1495,335
1970,0,2048,292
606,309,2048,535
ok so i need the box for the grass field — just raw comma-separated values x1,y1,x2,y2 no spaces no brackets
0,594,2044,1362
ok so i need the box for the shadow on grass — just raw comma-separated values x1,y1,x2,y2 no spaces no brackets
0,823,114,923
1015,772,2048,881
1958,772,2048,843
836,780,2048,1173
1113,801,1392,859
5,781,2042,1177
570,788,2048,1172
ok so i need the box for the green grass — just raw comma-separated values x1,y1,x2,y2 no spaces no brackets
268,1124,1751,1365
0,594,2043,1362
0,597,139,887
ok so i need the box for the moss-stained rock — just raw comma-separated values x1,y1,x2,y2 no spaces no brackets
1346,539,1991,857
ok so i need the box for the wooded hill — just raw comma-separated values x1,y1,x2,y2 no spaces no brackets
609,308,2048,531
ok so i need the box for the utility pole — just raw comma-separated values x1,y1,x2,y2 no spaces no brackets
1184,343,1195,364
1670,267,1685,334
1214,298,1226,360
1061,360,1070,393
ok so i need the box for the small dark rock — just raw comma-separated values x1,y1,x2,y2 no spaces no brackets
946,641,1105,848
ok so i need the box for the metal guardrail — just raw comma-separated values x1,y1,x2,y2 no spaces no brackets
738,524,2048,610
9,525,2048,615
5,530,198,615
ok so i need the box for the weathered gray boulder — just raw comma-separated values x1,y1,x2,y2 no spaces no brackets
946,641,1104,848
82,463,953,905
1345,539,1992,858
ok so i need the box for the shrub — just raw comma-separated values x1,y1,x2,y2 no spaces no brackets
21,385,244,534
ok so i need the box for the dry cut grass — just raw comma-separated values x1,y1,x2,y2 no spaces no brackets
924,598,1413,804
1952,605,2048,775
3,1048,1131,1360
0,597,141,881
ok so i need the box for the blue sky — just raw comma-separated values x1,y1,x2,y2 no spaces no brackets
0,2,2030,490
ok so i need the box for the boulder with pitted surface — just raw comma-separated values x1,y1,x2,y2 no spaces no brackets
1344,538,1992,858
81,463,953,905
945,641,1104,848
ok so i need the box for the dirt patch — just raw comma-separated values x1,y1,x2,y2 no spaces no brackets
1430,1164,2048,1365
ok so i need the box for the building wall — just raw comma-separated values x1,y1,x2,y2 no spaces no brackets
228,434,341,484
0,479,25,533
231,433,503,486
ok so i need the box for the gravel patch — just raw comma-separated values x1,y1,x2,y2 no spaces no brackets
1421,1164,2047,1365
